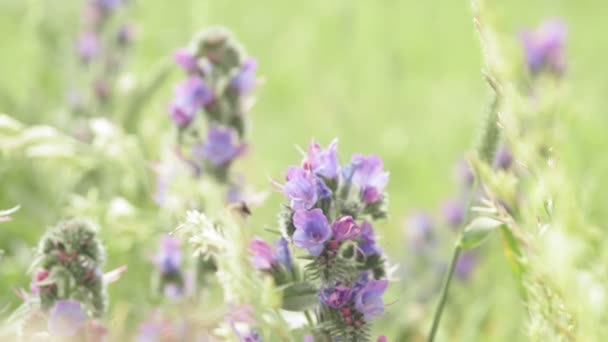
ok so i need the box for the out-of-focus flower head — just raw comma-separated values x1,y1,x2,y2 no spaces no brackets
48,300,88,337
154,235,182,276
493,143,513,170
193,125,247,167
406,212,435,252
442,199,466,229
231,58,258,97
168,76,214,128
520,18,567,76
249,238,276,270
76,31,100,63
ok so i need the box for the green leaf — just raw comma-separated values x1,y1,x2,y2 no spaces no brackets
280,281,318,311
459,217,504,249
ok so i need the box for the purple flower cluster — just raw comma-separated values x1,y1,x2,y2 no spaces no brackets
275,139,390,339
72,0,135,111
167,29,258,181
520,18,567,76
319,274,389,327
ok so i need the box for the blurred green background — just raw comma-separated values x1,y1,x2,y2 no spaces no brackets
1,0,607,340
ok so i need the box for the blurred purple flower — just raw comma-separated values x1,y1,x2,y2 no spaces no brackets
350,154,389,204
493,144,513,170
303,139,339,179
455,252,478,280
241,331,262,342
442,199,466,229
406,212,435,252
358,221,381,256
231,58,257,96
331,216,360,241
168,76,214,128
193,126,246,166
303,336,314,342
520,18,567,76
320,285,353,308
455,159,475,188
292,208,331,256
77,31,100,63
30,268,50,294
154,236,182,276
86,320,108,342
377,336,388,342
93,0,123,12
354,279,388,321
117,24,136,46
274,237,293,271
283,166,318,210
48,300,88,337
249,238,276,270
174,48,199,74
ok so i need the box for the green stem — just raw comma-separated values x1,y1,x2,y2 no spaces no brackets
427,245,462,342
304,310,314,327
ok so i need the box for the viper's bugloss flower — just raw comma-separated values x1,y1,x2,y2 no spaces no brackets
193,125,246,166
241,331,263,342
456,159,475,188
169,76,214,128
274,237,293,271
117,24,136,46
249,238,276,270
493,144,513,170
303,139,339,179
358,221,381,256
331,216,360,241
320,285,353,308
283,166,318,210
154,236,182,275
48,300,88,337
293,208,331,256
174,48,199,74
442,199,466,229
455,252,478,280
350,154,389,204
231,58,258,96
354,279,388,321
77,31,100,63
520,18,566,76
30,269,50,294
406,212,435,252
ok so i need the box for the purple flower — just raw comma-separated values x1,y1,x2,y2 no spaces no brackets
406,212,435,252
283,167,318,210
350,154,389,204
249,238,276,270
358,221,381,256
377,337,388,342
154,236,182,275
520,18,566,76
455,159,474,188
173,48,199,74
456,252,478,280
354,279,388,321
93,0,123,12
303,139,339,179
48,300,88,337
442,199,466,228
303,336,314,342
331,216,360,241
168,76,214,128
274,237,293,270
241,331,262,342
493,144,513,170
193,126,246,166
231,58,257,96
319,285,353,308
117,24,136,46
30,268,50,294
76,32,100,63
292,209,331,256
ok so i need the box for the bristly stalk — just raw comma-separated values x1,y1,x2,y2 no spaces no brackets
427,77,501,342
